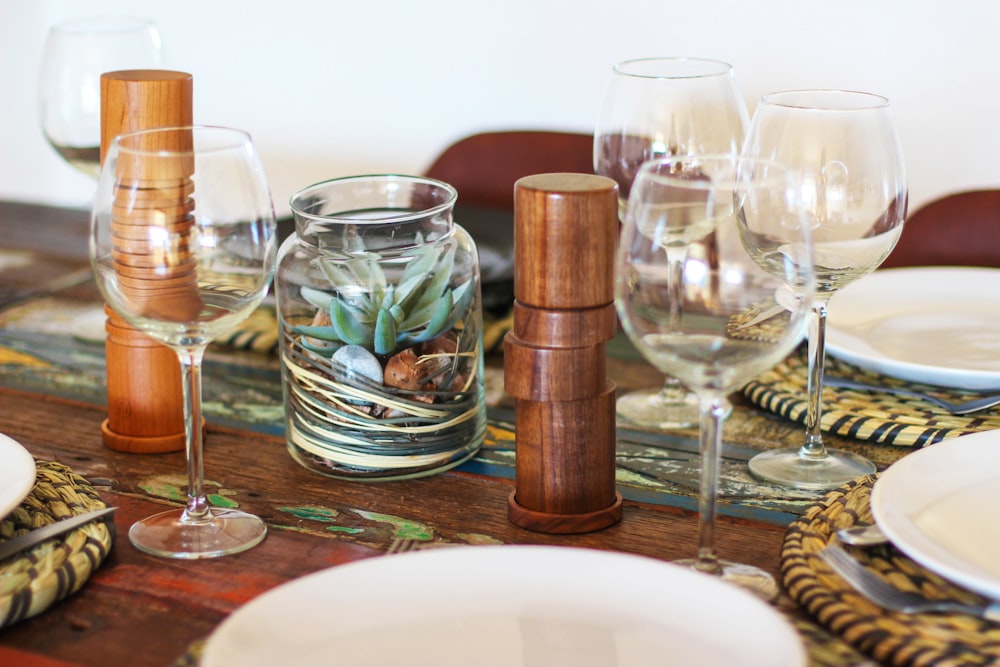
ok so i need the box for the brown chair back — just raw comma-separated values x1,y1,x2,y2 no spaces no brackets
424,130,594,210
883,189,1000,268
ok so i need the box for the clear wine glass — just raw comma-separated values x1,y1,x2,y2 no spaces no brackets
743,90,907,490
594,56,749,429
615,154,814,598
91,126,277,558
39,16,163,179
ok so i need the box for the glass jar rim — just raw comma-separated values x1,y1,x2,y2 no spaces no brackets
289,174,458,226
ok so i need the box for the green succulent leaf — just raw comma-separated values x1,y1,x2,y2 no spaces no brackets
330,300,373,347
389,303,406,326
397,244,455,311
405,269,452,317
380,285,396,311
407,289,454,343
338,296,376,325
300,285,334,311
396,247,440,294
316,258,359,290
398,298,435,331
348,255,388,294
291,324,343,342
298,337,342,356
393,272,427,308
373,308,397,356
307,238,472,358
450,279,474,318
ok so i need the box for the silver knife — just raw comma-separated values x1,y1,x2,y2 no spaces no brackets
0,506,117,561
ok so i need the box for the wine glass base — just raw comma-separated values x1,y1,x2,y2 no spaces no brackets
129,507,267,559
674,558,779,602
748,447,876,491
616,387,701,429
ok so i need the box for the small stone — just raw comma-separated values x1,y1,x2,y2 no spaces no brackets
332,345,383,386
383,348,426,391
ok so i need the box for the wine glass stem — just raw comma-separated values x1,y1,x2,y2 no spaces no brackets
665,247,686,331
658,376,688,400
801,301,830,459
694,395,728,576
178,346,211,522
659,247,691,401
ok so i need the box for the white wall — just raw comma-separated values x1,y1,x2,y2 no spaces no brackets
2,0,997,217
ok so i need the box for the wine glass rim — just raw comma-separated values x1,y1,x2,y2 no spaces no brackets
635,154,793,188
760,89,890,110
612,57,734,79
112,125,253,156
49,15,159,34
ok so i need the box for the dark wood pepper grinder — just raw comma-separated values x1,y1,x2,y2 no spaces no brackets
98,70,193,453
504,173,623,533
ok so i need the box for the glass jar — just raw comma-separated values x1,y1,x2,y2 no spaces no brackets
276,175,486,480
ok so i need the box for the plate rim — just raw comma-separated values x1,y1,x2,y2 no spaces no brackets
871,430,1000,599
201,544,805,667
0,432,36,520
827,265,1000,389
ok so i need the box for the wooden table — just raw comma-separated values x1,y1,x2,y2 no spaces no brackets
0,202,874,666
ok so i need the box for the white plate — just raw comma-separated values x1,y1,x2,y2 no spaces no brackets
202,545,804,667
871,431,1000,599
826,267,1000,389
0,432,35,519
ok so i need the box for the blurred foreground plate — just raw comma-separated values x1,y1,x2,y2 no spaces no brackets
827,266,1000,389
872,430,1000,600
202,545,804,667
0,433,35,520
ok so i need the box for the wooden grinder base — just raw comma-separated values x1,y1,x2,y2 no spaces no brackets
102,307,187,453
508,491,624,535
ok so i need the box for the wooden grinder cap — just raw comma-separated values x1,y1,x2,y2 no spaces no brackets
100,70,193,164
99,69,193,453
513,173,618,310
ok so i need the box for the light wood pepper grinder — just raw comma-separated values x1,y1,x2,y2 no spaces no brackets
504,173,623,533
98,70,193,453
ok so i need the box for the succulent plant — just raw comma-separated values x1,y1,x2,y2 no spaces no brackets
292,241,474,358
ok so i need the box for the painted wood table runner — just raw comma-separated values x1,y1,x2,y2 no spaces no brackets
0,201,925,524
0,200,969,667
0,386,872,667
0,249,911,529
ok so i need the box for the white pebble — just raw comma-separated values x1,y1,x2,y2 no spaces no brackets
332,344,383,386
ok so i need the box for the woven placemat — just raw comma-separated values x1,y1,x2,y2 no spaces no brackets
781,475,1000,665
0,460,114,627
743,350,1000,447
216,306,278,354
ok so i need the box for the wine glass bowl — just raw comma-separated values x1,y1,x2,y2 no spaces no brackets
594,57,749,219
594,56,749,429
91,126,277,558
39,16,163,179
615,154,814,597
743,90,907,490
